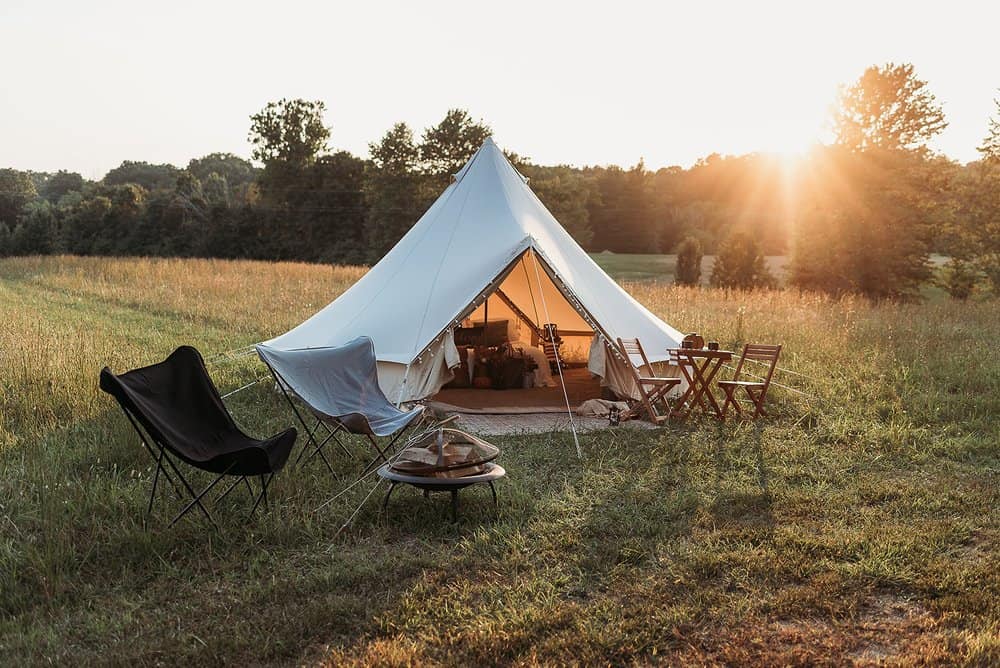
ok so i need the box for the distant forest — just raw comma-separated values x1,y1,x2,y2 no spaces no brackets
1,63,998,299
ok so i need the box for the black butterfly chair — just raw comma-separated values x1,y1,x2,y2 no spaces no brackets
100,346,297,530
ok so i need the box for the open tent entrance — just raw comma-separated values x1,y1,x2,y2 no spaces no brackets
429,248,604,413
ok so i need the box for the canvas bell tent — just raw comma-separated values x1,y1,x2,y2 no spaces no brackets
258,137,683,406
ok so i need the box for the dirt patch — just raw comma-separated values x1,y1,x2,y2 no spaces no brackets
847,593,938,665
678,593,945,666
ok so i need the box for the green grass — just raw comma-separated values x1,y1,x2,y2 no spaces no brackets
589,252,790,284
1,255,998,665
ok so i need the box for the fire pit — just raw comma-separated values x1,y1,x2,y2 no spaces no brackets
378,428,505,521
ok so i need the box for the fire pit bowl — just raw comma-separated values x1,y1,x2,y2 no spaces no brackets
389,428,499,478
379,428,505,521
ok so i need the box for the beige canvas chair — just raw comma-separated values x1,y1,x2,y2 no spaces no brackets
718,343,782,418
613,337,682,425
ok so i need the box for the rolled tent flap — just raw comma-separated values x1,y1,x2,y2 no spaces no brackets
374,333,461,404
588,337,686,401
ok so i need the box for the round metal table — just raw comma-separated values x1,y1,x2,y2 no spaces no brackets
377,462,506,521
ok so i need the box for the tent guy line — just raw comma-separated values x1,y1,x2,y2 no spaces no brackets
529,249,583,458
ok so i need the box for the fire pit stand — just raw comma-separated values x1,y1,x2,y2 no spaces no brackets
377,463,506,522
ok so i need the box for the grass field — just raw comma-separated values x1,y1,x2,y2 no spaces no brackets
1,255,998,665
587,252,951,286
588,252,790,284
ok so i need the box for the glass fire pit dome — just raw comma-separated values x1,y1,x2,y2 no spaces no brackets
390,428,499,479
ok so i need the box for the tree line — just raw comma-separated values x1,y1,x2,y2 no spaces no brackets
1,62,998,299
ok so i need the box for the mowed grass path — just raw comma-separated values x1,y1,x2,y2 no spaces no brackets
588,252,790,284
1,255,997,666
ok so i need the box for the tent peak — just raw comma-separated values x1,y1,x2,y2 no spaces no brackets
453,135,503,183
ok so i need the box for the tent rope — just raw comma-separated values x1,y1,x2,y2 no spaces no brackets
529,249,583,459
521,257,542,326
314,417,443,514
319,419,454,547
220,375,269,399
742,357,817,382
719,364,818,399
331,478,384,542
205,347,257,366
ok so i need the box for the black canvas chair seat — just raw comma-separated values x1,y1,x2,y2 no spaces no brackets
100,346,297,529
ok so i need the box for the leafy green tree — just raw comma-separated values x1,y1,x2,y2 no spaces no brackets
790,65,949,299
833,63,947,152
790,148,940,299
674,236,703,286
201,172,231,208
289,151,368,263
711,231,775,289
648,166,685,253
0,223,11,256
249,99,331,211
979,93,1000,163
587,163,656,253
520,164,595,246
187,153,256,185
61,194,113,254
948,156,1000,294
10,201,58,254
103,161,179,191
938,258,979,300
365,122,428,261
248,99,329,168
977,254,1000,295
419,109,491,182
188,154,258,206
0,168,38,225
40,170,85,203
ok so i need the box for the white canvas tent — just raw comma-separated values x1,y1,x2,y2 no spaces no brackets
260,137,683,405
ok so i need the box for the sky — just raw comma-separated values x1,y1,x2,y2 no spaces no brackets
1,0,997,179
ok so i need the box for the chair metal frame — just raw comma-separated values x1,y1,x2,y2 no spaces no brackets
117,403,273,531
613,337,682,425
719,343,783,419
262,361,425,477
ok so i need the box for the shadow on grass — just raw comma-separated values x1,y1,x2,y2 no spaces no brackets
0,392,467,664
315,425,711,664
702,421,777,558
3,392,788,665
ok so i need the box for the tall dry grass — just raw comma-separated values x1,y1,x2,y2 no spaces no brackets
0,256,365,448
0,256,997,665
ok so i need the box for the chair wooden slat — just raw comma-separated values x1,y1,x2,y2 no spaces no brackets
719,343,781,419
612,337,681,424
542,340,563,371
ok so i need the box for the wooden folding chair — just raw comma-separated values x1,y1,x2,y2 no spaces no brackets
613,337,682,425
542,339,563,372
718,344,782,419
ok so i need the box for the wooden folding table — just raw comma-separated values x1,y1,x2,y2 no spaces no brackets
668,348,733,419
